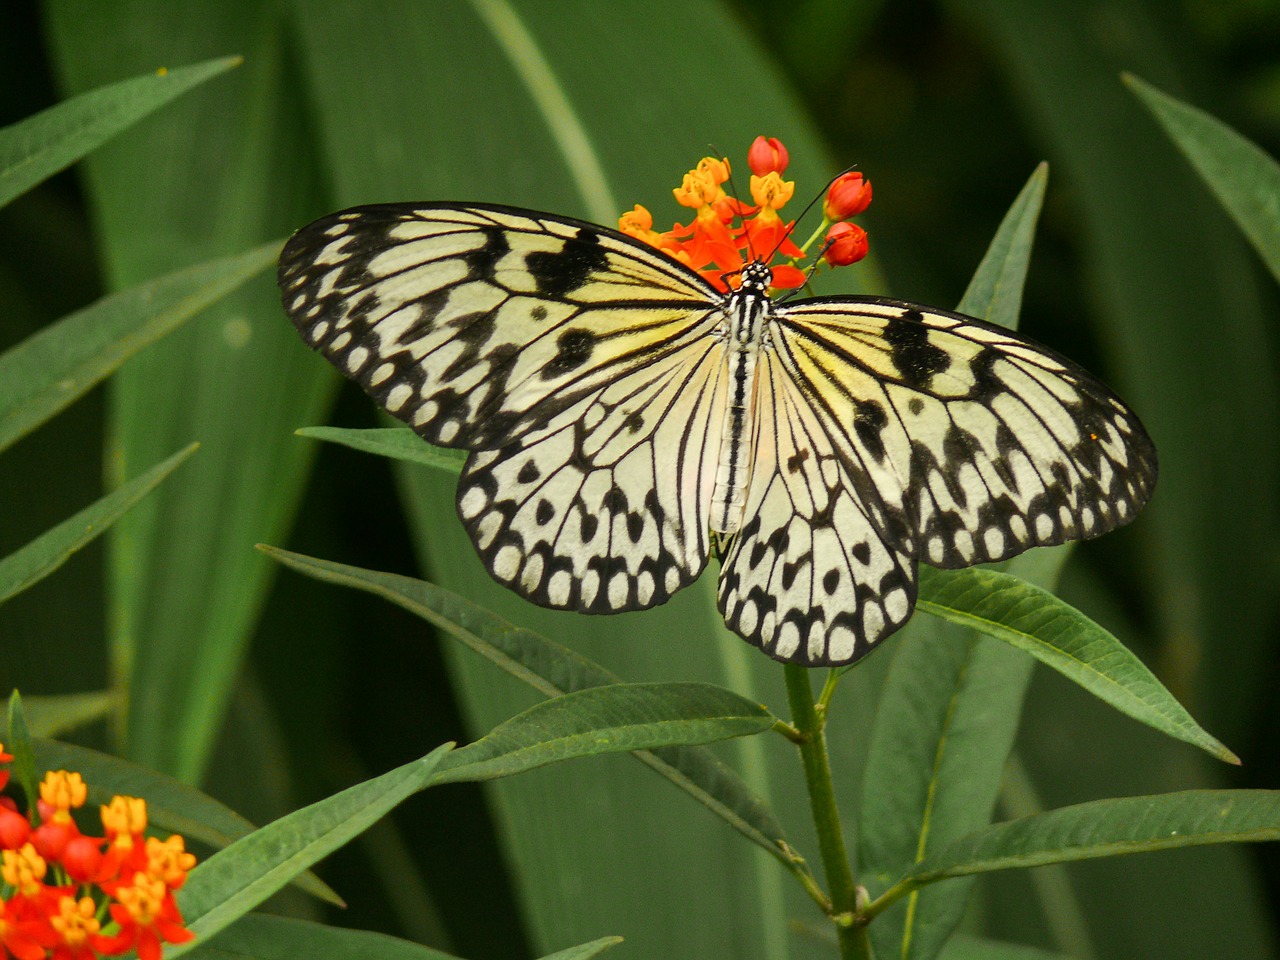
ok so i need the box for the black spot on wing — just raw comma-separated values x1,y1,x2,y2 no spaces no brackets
394,287,452,343
544,328,596,378
463,225,510,280
854,399,889,463
526,227,609,297
885,312,949,387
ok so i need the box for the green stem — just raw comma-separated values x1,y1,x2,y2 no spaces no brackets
784,663,872,960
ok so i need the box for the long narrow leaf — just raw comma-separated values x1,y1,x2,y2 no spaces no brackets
0,443,197,603
434,682,774,784
957,162,1048,324
860,166,1052,960
539,938,625,960
916,565,1234,763
20,692,117,739
31,738,342,907
259,545,792,862
905,789,1280,885
1125,74,1280,285
187,914,621,960
939,935,1071,960
0,57,240,210
4,693,39,812
173,745,454,953
296,425,464,473
0,243,278,454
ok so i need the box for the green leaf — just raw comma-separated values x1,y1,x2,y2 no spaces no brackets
539,938,626,960
905,789,1280,886
0,243,278,455
186,914,621,960
184,914,460,960
296,425,464,474
956,162,1048,327
4,692,39,811
0,443,197,603
260,545,791,862
0,57,241,210
434,682,774,784
43,3,341,785
20,692,118,739
1125,74,1280,286
30,738,342,907
938,935,1071,960
917,565,1234,763
174,745,454,953
859,167,1054,960
956,0,1279,764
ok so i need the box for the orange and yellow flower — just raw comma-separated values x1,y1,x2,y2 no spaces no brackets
618,135,872,293
0,750,196,960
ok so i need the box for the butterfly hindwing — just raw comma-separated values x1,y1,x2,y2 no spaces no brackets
278,203,719,450
456,334,729,613
718,351,916,664
771,299,1158,569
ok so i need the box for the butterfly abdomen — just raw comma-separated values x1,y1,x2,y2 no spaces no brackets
711,271,772,534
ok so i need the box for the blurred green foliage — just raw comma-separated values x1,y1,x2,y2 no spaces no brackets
1,2,1278,959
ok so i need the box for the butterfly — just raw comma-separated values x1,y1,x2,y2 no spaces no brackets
277,202,1157,666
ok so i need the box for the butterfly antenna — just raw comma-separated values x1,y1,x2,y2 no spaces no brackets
775,237,838,304
708,142,753,285
766,163,858,265
723,157,757,264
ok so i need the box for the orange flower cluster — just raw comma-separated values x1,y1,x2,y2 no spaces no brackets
0,748,195,960
618,135,872,293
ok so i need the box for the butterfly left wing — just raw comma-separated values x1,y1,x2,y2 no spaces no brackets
458,331,729,614
279,202,733,615
769,298,1158,569
278,202,719,450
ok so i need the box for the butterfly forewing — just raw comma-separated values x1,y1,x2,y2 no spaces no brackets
771,299,1158,570
278,203,718,450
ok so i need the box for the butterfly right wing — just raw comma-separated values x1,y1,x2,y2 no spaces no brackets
278,202,720,450
718,349,917,665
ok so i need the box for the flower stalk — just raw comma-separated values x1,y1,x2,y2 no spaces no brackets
783,664,872,960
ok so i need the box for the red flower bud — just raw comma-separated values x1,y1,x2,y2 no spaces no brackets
30,817,79,862
0,801,31,850
62,834,105,882
824,171,872,220
747,136,789,176
823,221,869,266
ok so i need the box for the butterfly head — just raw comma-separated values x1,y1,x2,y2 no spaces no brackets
736,260,775,296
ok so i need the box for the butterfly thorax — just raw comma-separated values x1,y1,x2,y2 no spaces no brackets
710,261,774,534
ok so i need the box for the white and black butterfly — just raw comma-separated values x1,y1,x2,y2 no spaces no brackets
278,202,1156,666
